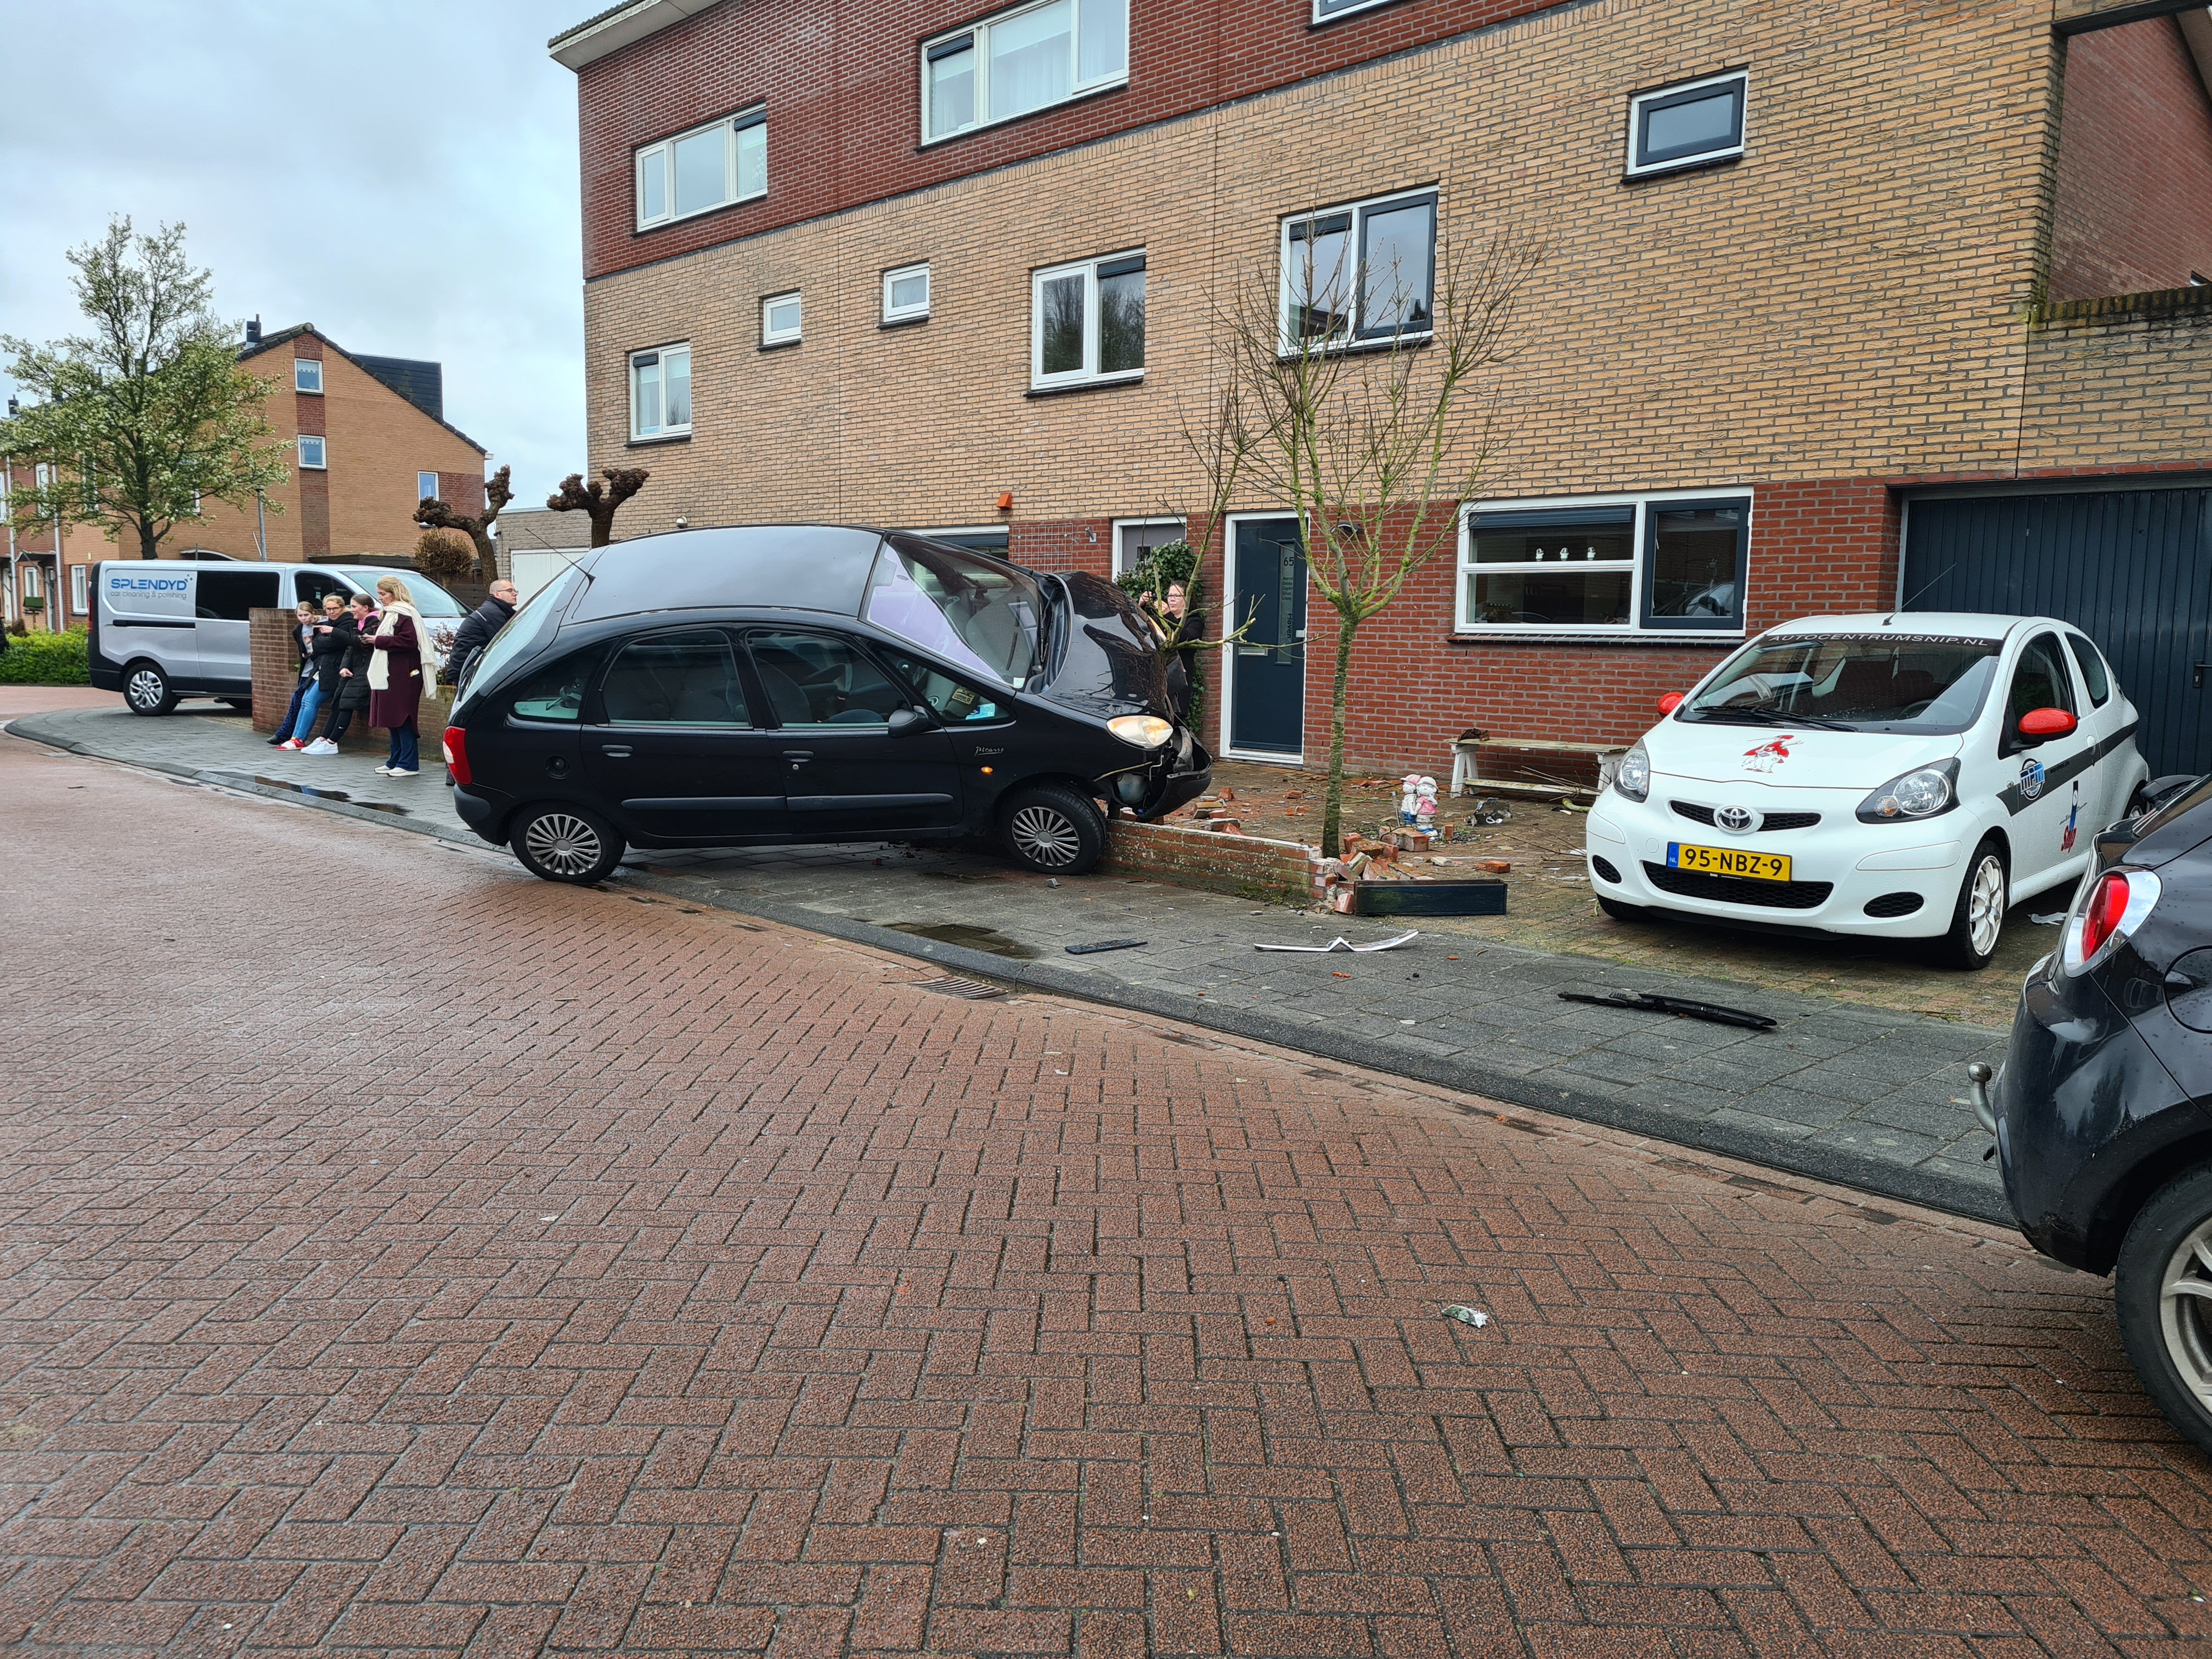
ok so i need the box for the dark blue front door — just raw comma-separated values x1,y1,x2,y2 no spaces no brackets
1903,488,2212,776
1230,518,1307,756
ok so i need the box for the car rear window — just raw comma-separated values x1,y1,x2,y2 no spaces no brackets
1685,633,2004,734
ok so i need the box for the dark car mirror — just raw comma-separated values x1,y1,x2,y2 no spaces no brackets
887,706,932,738
2017,706,2077,742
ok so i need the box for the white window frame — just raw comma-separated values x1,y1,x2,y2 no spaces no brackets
298,435,328,470
417,470,441,503
1111,516,1184,577
882,263,932,324
628,343,693,440
294,359,323,393
1277,187,1438,353
1625,70,1748,179
1454,488,1754,639
919,0,1130,146
635,108,768,230
21,562,41,599
1311,0,1393,21
1030,249,1146,391
760,292,803,347
70,563,88,614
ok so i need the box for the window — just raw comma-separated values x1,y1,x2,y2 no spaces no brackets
879,647,1007,724
2006,633,2077,747
294,359,323,393
747,631,906,726
601,631,751,725
1032,251,1144,388
70,564,88,614
883,263,931,324
2066,633,2112,708
865,539,1043,687
506,650,597,723
760,292,802,347
1280,190,1436,348
194,569,279,620
1457,493,1751,635
635,109,766,229
417,470,441,503
20,563,39,599
922,0,1128,143
1113,517,1183,577
1627,71,1747,178
1313,0,1391,18
910,527,1011,554
298,435,327,470
629,345,692,439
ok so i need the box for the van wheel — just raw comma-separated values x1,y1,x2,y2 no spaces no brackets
122,661,176,716
1938,836,2007,970
511,804,625,884
1000,783,1105,875
2114,1165,2212,1460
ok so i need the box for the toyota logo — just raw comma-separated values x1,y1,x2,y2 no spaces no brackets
1715,805,1758,833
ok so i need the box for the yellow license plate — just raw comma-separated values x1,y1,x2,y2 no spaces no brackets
1667,842,1792,882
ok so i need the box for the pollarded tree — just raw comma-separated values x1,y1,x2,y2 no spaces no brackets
0,218,291,558
416,464,512,580
546,466,649,547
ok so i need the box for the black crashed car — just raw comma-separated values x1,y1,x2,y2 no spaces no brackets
1992,770,2212,1453
441,525,1210,883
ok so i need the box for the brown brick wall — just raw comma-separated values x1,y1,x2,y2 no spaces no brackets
2049,15,2212,301
1100,817,1324,904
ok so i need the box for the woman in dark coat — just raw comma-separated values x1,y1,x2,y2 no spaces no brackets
366,576,428,776
311,594,377,749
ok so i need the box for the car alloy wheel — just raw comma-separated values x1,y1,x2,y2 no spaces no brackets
523,811,605,878
126,668,167,712
2159,1217,2212,1413
1008,804,1083,868
1966,852,2007,956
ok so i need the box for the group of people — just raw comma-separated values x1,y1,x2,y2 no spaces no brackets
267,577,517,776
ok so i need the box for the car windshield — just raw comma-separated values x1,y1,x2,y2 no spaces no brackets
338,568,468,617
1684,633,2005,735
862,539,1043,688
458,563,586,702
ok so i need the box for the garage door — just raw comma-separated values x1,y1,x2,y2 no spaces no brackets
1901,487,2212,777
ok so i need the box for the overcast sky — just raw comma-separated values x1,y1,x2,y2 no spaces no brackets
1,0,589,505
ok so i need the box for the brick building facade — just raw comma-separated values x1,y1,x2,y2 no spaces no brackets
554,0,2212,776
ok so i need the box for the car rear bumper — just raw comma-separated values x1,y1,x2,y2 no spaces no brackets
452,785,511,845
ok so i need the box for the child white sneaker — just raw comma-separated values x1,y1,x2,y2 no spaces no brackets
303,738,338,755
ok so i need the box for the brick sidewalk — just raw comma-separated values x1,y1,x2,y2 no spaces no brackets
2,735,2209,1657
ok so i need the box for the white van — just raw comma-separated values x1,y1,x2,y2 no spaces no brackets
91,558,471,715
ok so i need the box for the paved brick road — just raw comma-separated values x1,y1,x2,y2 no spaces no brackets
3,732,2211,1658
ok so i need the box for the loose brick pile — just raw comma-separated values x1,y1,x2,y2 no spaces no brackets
5,735,2212,1658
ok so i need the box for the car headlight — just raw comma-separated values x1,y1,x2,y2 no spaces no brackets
1856,758,1960,823
1107,714,1173,749
1613,745,1651,803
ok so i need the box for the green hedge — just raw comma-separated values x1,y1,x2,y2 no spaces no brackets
0,628,91,686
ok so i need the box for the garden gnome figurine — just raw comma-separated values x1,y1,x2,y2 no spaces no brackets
1415,777,1439,831
1400,773,1424,825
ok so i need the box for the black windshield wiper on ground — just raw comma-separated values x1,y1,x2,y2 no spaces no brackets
1688,704,1857,732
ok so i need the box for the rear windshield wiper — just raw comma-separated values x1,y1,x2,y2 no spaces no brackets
1689,704,1857,732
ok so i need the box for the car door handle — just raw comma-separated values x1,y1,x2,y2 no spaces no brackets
599,744,632,758
783,750,815,768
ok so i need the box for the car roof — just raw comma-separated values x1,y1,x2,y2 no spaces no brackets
567,524,888,625
1762,612,2053,642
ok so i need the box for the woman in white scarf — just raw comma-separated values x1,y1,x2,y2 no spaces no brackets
366,576,429,777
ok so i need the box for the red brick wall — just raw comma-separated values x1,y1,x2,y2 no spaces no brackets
2050,15,2212,301
573,0,1577,282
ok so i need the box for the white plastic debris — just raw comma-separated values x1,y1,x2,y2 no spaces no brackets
1255,929,1419,954
1441,1304,1489,1328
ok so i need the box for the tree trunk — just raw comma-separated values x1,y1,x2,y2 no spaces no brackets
137,519,159,558
1320,612,1357,858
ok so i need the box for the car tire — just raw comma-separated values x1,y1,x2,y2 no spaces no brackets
1938,834,2007,970
2113,1165,2212,1461
511,804,625,885
1000,783,1105,876
122,661,177,716
1596,896,1651,924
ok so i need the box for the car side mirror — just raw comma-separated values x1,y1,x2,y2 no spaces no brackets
887,706,932,738
2017,707,2076,741
1657,692,1685,715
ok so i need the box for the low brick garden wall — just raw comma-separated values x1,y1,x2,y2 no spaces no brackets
1101,818,1325,906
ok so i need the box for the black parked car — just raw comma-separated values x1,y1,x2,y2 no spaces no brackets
442,526,1210,883
1993,770,2212,1453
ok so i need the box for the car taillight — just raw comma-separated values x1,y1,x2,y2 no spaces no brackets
2061,867,2160,976
442,725,470,786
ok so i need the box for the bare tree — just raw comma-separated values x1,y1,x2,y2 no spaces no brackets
1212,224,1544,855
415,464,512,580
546,467,648,547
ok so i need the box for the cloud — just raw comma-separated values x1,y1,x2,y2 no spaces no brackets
0,0,589,504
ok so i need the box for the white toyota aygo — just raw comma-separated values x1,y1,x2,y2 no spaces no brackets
1585,613,2151,969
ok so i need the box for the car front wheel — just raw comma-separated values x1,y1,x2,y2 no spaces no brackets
2114,1165,2212,1460
511,804,625,885
123,661,177,716
1938,835,2007,970
1000,783,1105,875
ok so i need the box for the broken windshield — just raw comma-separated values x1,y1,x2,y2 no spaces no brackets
1684,633,2005,735
862,537,1043,689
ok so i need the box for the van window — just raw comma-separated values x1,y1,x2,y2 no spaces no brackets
294,569,357,611
195,569,280,620
336,568,467,617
